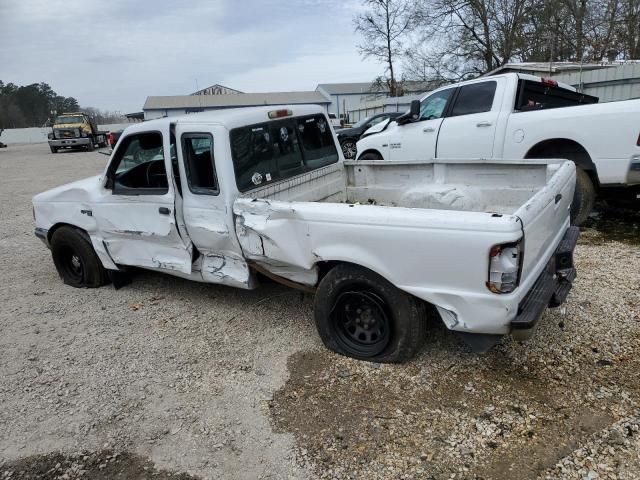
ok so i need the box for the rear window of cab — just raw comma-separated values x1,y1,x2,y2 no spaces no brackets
230,113,339,192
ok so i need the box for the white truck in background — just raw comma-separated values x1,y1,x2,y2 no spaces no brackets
356,72,640,225
33,105,578,362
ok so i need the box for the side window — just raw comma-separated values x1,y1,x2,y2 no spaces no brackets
449,81,497,117
230,114,339,192
295,115,338,168
181,134,218,195
419,88,454,121
109,132,168,194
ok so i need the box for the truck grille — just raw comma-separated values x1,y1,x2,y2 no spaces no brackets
54,129,79,139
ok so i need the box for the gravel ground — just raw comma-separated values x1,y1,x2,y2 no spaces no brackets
1,143,639,480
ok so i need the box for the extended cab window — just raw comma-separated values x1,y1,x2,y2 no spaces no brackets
109,132,168,194
449,81,497,116
515,80,599,111
181,134,218,195
230,114,338,192
419,88,454,120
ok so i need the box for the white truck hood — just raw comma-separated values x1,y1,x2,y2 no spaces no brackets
33,175,102,204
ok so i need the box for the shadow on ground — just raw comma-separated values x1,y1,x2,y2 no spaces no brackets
0,450,199,479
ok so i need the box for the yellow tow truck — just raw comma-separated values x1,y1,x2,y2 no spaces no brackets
47,112,108,153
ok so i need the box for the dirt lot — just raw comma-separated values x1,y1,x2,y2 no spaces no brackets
1,143,639,480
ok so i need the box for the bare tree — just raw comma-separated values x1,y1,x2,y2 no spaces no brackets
405,0,533,82
354,0,418,96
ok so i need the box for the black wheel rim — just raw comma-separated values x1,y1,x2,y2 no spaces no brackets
330,290,391,357
59,246,85,284
341,141,357,159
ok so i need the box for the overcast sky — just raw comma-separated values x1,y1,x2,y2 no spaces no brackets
0,0,384,113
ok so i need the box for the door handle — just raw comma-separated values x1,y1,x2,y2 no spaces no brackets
423,127,435,133
159,207,171,215
476,121,492,127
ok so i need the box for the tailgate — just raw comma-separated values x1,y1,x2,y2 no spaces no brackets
515,161,575,281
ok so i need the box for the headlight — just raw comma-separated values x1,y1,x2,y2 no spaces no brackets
487,240,522,294
81,131,87,137
48,133,53,140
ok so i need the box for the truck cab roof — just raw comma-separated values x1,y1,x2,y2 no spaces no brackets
125,105,327,136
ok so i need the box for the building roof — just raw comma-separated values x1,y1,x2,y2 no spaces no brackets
316,82,386,95
316,80,439,96
143,91,330,110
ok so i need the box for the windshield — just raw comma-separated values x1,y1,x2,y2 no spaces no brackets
54,115,84,124
352,116,375,129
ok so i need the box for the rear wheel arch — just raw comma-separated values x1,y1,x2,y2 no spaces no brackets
525,138,599,186
525,138,597,226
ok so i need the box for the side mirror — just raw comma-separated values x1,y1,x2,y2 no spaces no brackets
396,100,421,125
409,100,420,119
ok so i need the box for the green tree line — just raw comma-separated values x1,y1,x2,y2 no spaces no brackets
0,81,79,128
0,81,125,129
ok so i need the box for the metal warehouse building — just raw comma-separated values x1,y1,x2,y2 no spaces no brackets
143,90,331,120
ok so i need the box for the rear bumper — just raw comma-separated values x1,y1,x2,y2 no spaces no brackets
510,226,579,331
49,138,90,147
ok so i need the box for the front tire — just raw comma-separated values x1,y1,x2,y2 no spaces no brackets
50,226,107,288
49,145,58,153
340,139,357,159
314,264,427,363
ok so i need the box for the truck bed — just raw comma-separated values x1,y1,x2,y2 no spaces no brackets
240,158,564,215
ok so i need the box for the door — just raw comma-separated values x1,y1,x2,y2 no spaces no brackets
175,126,252,288
436,80,501,159
93,129,192,273
393,87,455,160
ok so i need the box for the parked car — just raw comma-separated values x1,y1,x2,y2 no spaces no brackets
356,72,640,225
336,112,403,159
33,105,577,362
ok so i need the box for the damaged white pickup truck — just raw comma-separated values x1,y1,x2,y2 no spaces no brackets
33,105,579,362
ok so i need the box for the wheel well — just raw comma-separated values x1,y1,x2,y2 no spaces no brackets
357,149,383,160
47,223,88,243
525,138,599,187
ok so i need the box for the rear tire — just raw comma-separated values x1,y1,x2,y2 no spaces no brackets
571,168,596,226
50,226,107,288
314,264,428,363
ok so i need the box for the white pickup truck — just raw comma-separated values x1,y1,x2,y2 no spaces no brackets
356,72,640,225
33,105,578,362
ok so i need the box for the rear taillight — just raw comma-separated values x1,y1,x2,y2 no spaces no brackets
487,240,523,294
637,132,640,146
108,133,114,146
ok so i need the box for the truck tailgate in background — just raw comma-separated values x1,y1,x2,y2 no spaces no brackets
515,160,576,282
